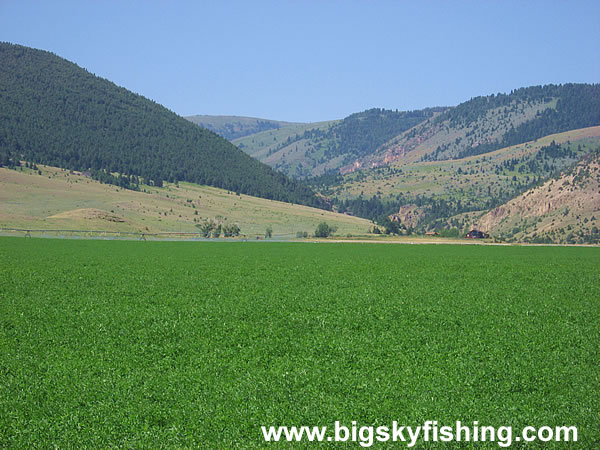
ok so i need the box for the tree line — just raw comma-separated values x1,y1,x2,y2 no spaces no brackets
451,84,600,159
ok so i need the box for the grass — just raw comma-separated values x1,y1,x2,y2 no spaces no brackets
336,126,600,201
232,120,340,176
0,165,371,237
186,115,299,130
0,237,598,447
232,120,337,159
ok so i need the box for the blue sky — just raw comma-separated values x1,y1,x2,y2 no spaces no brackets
1,1,599,122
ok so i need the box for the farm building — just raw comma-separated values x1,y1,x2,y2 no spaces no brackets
465,230,489,239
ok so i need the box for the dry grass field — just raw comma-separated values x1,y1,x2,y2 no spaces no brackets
0,165,372,237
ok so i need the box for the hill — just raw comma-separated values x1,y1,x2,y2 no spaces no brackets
0,164,372,237
233,108,443,178
0,43,325,209
185,115,300,140
475,152,600,244
313,127,600,238
232,120,339,177
234,84,599,180
344,84,600,172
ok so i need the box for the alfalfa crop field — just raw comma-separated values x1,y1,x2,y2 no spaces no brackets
0,237,598,447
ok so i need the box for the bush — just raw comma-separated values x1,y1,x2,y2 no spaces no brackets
314,222,336,238
196,219,240,238
439,228,460,238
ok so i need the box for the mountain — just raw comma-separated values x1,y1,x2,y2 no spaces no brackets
290,84,600,241
185,115,300,140
200,83,600,243
344,84,600,172
313,126,600,238
0,42,326,209
476,152,600,244
232,108,444,178
234,84,599,181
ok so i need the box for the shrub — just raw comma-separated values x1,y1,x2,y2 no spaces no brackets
315,222,336,238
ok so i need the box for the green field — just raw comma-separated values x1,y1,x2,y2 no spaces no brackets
1,238,598,447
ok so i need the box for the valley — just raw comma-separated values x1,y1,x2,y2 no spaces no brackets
1,43,599,245
2,4,598,448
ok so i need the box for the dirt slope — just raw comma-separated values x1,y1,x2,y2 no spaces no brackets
476,154,600,243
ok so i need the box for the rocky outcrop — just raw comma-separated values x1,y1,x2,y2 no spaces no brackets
476,154,600,236
389,204,428,228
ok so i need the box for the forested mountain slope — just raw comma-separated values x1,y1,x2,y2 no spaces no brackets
0,43,325,209
350,84,600,172
232,84,599,180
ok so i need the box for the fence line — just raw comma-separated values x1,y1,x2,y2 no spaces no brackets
0,227,299,241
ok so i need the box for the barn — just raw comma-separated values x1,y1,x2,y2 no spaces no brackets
465,230,489,239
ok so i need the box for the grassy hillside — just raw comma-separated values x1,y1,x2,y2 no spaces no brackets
185,115,300,140
335,127,600,199
233,108,441,178
233,120,339,177
1,240,598,446
0,43,324,208
476,152,600,244
0,165,372,237
316,127,600,237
